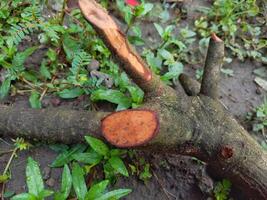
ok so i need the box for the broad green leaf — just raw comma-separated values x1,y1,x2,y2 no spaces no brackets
95,189,132,200
103,162,116,181
0,78,11,99
161,62,183,81
72,152,103,165
85,136,109,156
154,23,163,37
142,3,154,16
0,174,9,183
128,35,144,46
145,51,162,74
21,71,38,83
131,26,142,37
110,149,127,157
38,189,54,199
11,193,36,200
159,9,170,22
60,165,72,199
85,180,109,200
29,91,42,109
72,163,87,200
180,27,196,38
54,193,65,200
126,86,144,104
3,190,15,198
108,156,129,177
91,89,131,110
51,144,87,167
124,8,133,25
26,157,44,196
58,88,84,99
134,4,145,17
158,49,174,61
49,144,69,153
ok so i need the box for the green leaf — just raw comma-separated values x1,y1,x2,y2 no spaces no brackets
85,136,109,156
103,162,116,181
95,189,132,200
49,144,69,153
54,193,65,200
110,149,127,157
12,47,38,70
124,8,133,25
72,163,87,200
180,27,196,38
38,189,54,199
139,164,152,182
91,89,131,110
154,23,163,37
158,49,174,61
126,86,144,104
63,35,81,61
60,165,72,199
253,67,267,78
108,156,129,177
72,152,103,165
145,51,162,74
128,35,144,46
3,190,15,198
221,68,234,77
11,193,36,200
142,3,154,16
161,62,183,81
58,88,84,99
85,180,109,200
26,157,44,196
51,144,87,167
47,48,57,62
0,174,9,183
40,61,51,79
0,78,11,99
29,91,42,109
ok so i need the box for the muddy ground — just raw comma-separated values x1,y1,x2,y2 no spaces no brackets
0,0,266,199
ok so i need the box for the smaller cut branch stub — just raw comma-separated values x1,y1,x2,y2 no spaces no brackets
200,33,224,99
101,109,159,148
179,73,200,96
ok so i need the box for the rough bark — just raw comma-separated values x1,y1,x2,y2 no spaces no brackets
179,73,201,96
0,105,107,143
200,33,224,99
0,0,266,199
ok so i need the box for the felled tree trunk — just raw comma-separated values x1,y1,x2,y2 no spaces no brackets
0,0,266,198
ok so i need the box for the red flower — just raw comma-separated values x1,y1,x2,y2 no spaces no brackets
125,0,140,6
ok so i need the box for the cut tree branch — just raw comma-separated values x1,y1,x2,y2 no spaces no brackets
78,0,163,95
0,105,107,144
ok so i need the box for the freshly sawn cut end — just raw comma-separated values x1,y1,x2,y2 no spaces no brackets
101,110,159,148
